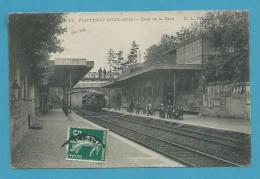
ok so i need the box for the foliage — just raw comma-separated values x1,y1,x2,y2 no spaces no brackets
144,34,176,63
114,51,125,74
9,13,66,84
106,41,139,77
125,41,139,67
201,11,249,82
109,50,126,75
106,49,127,75
106,48,116,72
144,11,249,82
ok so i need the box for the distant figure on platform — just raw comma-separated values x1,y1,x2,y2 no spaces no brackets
135,101,141,114
173,104,184,120
147,103,152,116
117,93,121,110
163,104,166,119
129,100,134,113
103,68,107,78
159,103,165,118
167,103,173,119
98,67,102,78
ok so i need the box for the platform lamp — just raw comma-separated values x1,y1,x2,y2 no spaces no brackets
11,80,20,101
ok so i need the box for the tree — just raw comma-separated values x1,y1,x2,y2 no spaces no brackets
144,11,249,83
201,11,249,82
125,41,139,67
9,13,66,84
174,11,249,82
145,34,176,63
144,44,163,63
106,49,116,72
106,49,125,76
114,50,125,74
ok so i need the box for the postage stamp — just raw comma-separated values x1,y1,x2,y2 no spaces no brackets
62,127,108,162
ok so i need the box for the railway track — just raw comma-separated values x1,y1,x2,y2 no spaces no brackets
107,110,250,143
106,113,249,150
73,108,248,167
107,114,251,165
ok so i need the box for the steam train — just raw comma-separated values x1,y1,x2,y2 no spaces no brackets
81,90,106,112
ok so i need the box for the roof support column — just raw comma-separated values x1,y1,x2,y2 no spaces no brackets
108,88,111,108
69,70,72,113
66,86,69,113
151,84,154,105
173,71,176,102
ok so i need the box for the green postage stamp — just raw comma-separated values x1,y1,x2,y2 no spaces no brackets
62,127,108,162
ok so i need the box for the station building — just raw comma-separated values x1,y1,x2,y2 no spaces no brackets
103,35,250,119
10,57,93,149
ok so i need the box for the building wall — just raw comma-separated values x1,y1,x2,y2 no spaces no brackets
174,71,201,113
176,37,219,65
10,100,35,150
10,59,37,150
176,38,203,64
200,82,250,119
117,70,201,113
116,74,250,119
176,90,200,113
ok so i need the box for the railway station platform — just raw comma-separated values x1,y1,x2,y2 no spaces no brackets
103,108,251,134
12,109,183,168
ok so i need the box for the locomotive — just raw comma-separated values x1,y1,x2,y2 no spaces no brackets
81,90,106,112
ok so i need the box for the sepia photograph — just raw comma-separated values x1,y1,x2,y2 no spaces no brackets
9,11,251,168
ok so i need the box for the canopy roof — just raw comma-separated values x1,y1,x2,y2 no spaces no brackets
47,58,94,87
102,63,203,88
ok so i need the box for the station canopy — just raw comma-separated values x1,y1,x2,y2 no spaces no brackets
103,63,203,88
47,58,94,87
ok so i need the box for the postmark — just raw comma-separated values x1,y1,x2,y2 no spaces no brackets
62,127,108,162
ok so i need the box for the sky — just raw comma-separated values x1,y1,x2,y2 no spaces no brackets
51,11,206,71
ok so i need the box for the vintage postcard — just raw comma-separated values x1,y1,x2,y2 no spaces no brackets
9,11,250,168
